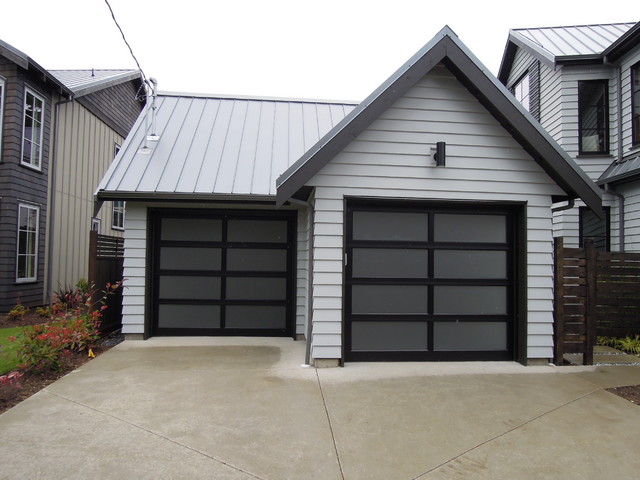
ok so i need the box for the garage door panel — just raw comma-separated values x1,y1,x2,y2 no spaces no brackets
227,219,287,243
159,276,221,300
433,286,507,315
351,322,429,351
433,322,508,351
352,285,429,314
160,247,221,271
226,248,287,271
434,250,506,279
352,248,429,278
434,213,506,243
352,211,428,241
226,277,287,300
226,306,287,329
158,304,221,329
161,218,222,241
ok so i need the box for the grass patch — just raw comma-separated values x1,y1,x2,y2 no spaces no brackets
0,326,25,375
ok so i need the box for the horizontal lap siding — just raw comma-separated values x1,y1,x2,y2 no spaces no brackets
618,184,640,251
308,65,564,360
296,207,310,336
121,204,147,334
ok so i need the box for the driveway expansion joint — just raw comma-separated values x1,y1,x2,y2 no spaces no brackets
43,390,266,480
315,368,346,480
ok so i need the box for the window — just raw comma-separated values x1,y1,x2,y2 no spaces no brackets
513,73,530,111
112,201,125,230
0,77,5,155
114,142,121,158
91,218,101,233
21,88,45,169
579,206,610,251
16,204,39,282
578,80,609,154
632,62,640,145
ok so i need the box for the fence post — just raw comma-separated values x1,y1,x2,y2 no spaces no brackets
584,239,597,366
553,237,565,365
88,230,98,288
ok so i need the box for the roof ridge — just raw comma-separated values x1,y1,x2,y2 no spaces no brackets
157,91,359,105
513,22,636,32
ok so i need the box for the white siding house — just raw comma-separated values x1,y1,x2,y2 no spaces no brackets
97,27,602,366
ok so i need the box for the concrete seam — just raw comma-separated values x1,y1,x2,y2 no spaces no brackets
411,388,602,479
43,390,266,480
315,369,346,480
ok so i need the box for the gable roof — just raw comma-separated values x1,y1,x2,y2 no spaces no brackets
50,69,142,97
598,154,640,186
276,26,602,214
498,22,638,82
96,93,356,201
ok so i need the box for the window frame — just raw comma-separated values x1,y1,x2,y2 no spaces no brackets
112,201,125,230
91,217,102,233
0,76,5,158
578,80,609,155
16,203,40,283
632,62,640,146
21,87,46,171
512,72,531,111
579,206,610,252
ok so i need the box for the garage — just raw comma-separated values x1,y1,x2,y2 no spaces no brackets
345,200,522,361
149,209,296,337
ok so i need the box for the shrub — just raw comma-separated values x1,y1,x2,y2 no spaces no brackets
597,335,640,356
8,304,28,321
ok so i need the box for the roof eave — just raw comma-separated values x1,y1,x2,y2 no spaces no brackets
95,190,277,204
603,20,640,62
71,71,142,97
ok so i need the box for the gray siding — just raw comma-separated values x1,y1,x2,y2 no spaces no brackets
618,183,640,251
306,65,565,361
0,57,53,310
78,80,143,138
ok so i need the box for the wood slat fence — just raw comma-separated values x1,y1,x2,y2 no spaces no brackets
88,231,125,333
554,237,640,365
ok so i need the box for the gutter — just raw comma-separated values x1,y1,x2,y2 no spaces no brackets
287,197,315,367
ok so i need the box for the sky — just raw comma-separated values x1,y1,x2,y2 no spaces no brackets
3,0,635,101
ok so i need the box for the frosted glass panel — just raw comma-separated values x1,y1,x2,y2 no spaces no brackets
352,285,428,314
434,286,506,314
352,211,428,241
226,277,287,300
226,306,286,329
434,250,506,279
159,276,221,300
434,322,507,351
434,214,506,243
158,305,220,328
352,249,428,278
351,322,429,351
160,247,221,271
227,220,287,243
227,249,287,271
161,218,222,241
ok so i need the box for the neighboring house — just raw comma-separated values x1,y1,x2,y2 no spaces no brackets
96,27,601,366
499,21,640,252
0,38,144,312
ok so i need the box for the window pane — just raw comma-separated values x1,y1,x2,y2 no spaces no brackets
160,247,221,271
158,304,220,328
434,214,506,243
434,250,506,279
434,286,506,315
352,285,428,314
351,321,429,351
161,218,222,241
227,220,287,243
352,248,428,278
158,276,221,300
434,322,507,351
633,63,640,144
227,248,287,271
226,306,286,329
352,211,428,241
579,81,608,153
226,277,286,300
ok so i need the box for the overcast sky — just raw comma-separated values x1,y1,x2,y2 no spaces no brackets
3,0,635,101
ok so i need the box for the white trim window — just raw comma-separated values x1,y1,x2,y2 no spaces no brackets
21,88,45,170
16,203,39,282
513,73,530,111
91,217,102,233
0,77,5,155
112,201,125,230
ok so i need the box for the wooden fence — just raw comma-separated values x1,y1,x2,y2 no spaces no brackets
554,237,640,365
88,231,125,333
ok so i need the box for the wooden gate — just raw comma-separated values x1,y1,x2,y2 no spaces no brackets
88,231,125,333
554,237,640,365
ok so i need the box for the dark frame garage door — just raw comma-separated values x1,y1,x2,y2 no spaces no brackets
149,209,296,337
345,199,523,361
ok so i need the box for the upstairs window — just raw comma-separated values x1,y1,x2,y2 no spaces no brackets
632,62,640,145
16,203,39,282
112,201,125,230
513,73,530,111
578,80,609,154
21,88,45,170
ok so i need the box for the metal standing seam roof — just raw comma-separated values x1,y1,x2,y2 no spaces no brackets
50,69,141,97
598,155,640,185
96,93,356,199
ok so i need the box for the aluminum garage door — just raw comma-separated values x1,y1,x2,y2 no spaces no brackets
150,210,296,336
345,200,521,361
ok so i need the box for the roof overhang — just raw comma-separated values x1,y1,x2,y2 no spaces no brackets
604,21,640,63
277,26,602,215
72,71,142,97
95,190,277,204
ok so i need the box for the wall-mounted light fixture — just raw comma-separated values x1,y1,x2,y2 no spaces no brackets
430,142,446,166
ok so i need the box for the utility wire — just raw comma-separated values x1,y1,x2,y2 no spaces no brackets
103,0,148,86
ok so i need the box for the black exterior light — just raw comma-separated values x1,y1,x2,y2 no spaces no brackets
434,141,446,166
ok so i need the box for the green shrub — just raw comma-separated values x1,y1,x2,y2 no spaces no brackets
597,335,640,356
7,304,28,321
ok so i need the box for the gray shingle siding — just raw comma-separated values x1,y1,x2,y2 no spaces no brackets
78,80,143,138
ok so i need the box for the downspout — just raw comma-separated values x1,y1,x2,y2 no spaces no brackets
605,184,624,252
551,198,574,213
287,197,315,367
46,94,74,304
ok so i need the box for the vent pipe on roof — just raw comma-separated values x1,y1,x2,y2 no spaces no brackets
147,78,159,141
138,78,159,155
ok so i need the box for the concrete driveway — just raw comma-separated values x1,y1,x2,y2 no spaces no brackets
1,337,639,480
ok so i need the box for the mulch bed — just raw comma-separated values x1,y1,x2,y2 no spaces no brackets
606,386,640,405
0,312,122,415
